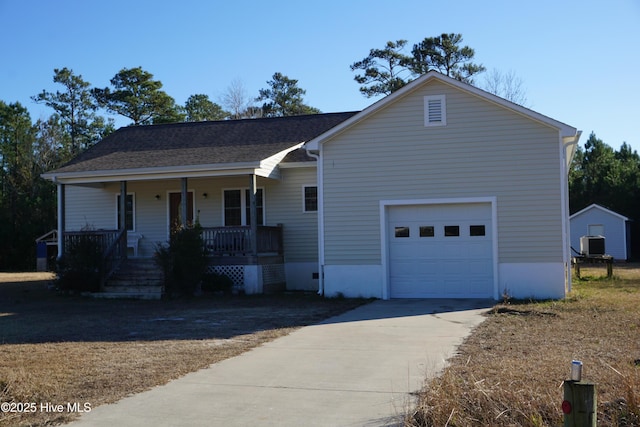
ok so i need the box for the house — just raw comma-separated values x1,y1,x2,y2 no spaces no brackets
43,112,357,295
43,71,581,300
570,204,630,260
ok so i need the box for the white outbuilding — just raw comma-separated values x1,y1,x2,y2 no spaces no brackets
570,204,630,260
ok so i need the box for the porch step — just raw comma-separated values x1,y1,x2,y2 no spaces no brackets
101,259,164,299
89,291,162,300
103,284,164,293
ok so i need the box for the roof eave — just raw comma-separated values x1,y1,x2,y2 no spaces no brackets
570,203,630,221
42,161,264,185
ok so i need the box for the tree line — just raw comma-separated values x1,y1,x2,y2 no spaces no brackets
0,33,636,270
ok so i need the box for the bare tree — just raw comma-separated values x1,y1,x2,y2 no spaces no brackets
483,69,529,107
220,79,259,119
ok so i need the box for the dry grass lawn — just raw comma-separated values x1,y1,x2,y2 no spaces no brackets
3,265,639,427
0,273,366,427
407,263,640,426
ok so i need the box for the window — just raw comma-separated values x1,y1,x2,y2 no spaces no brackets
395,227,410,238
303,186,318,212
424,95,446,127
116,193,135,231
444,225,459,237
419,226,435,237
470,225,486,236
223,189,264,226
224,190,242,226
588,224,604,236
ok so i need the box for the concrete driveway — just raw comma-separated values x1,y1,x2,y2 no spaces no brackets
70,299,491,427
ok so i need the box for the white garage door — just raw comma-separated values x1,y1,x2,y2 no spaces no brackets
388,203,493,298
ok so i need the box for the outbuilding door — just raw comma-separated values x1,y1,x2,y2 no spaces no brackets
387,203,494,298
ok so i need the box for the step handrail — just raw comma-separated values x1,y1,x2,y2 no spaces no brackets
100,229,127,290
35,229,58,244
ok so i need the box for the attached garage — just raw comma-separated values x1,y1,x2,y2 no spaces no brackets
306,72,580,300
386,202,495,298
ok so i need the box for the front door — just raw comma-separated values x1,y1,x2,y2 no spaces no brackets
169,191,194,231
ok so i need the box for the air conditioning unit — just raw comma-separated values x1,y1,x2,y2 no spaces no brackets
580,235,605,256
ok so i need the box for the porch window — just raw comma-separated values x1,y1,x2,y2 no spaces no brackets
116,193,135,231
303,186,317,212
223,188,264,226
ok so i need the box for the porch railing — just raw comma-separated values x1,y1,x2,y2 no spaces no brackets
64,230,121,252
201,226,283,256
100,229,127,288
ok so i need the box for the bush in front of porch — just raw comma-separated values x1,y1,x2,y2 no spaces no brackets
201,271,233,295
155,224,209,297
56,226,103,293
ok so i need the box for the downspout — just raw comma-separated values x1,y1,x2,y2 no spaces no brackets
305,147,324,296
561,131,582,294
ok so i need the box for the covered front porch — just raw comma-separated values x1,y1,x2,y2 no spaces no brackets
55,172,289,297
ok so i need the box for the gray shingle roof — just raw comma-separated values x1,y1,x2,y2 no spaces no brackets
50,112,357,175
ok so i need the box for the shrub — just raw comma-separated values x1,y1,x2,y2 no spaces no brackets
201,271,234,295
155,223,208,297
56,225,103,292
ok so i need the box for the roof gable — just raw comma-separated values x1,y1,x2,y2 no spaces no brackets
304,71,579,152
45,112,356,181
570,204,629,221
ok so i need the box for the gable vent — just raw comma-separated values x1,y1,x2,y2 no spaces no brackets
424,95,446,127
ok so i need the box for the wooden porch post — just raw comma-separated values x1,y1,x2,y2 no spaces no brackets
57,183,65,259
120,181,128,259
181,178,188,228
249,174,258,256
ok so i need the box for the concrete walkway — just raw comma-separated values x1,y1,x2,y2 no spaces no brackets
70,299,491,427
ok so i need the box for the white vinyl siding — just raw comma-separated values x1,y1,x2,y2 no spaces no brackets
321,79,563,265
65,185,114,231
268,168,318,262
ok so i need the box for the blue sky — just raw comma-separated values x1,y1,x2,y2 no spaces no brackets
1,0,639,151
